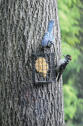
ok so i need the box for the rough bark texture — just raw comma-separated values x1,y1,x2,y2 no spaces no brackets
0,0,64,126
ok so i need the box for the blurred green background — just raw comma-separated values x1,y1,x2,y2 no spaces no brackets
58,0,83,126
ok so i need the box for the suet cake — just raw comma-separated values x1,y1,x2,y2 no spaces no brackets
35,57,48,78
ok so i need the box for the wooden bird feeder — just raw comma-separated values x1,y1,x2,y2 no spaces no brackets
32,52,56,85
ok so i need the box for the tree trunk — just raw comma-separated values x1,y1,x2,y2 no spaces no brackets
0,0,64,126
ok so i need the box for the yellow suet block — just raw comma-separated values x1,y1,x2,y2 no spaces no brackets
35,57,49,78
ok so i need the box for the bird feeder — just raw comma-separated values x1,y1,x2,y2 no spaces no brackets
32,52,56,85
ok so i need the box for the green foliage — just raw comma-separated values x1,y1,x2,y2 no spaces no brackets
58,0,83,125
64,85,77,121
58,0,81,45
66,121,75,126
74,99,83,124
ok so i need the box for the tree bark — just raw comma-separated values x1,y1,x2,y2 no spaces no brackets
0,0,64,126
